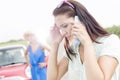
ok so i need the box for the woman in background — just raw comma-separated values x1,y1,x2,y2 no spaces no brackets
23,32,50,80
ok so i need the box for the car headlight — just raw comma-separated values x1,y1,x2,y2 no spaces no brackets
25,66,31,78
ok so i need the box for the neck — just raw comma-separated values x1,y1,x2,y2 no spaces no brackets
30,40,39,45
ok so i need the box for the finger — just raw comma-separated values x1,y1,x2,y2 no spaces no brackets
50,24,58,31
72,28,79,32
71,32,78,39
50,25,60,35
72,24,80,30
73,21,84,29
71,28,81,36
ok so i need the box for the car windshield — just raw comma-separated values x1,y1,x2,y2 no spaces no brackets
0,47,26,66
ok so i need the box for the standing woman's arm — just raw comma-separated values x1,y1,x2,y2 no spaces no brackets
24,48,31,66
39,42,51,67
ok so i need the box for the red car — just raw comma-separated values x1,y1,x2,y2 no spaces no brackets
0,45,31,80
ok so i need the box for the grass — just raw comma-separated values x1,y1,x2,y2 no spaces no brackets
0,39,28,47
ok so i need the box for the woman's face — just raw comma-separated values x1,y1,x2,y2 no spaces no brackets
55,14,74,40
24,33,35,42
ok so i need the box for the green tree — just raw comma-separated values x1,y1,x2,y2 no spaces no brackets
105,25,120,38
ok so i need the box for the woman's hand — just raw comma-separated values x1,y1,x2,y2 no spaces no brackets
39,62,47,68
50,24,67,45
28,63,32,68
71,22,92,46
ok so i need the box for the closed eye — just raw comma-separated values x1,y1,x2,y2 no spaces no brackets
62,24,68,28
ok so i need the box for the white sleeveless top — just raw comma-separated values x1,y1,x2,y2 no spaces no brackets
64,34,120,80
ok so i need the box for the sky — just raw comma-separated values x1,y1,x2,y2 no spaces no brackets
0,0,120,42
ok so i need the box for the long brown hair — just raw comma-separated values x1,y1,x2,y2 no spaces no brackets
53,0,109,60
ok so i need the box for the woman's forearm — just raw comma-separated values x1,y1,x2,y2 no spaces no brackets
47,44,59,80
25,56,29,63
84,43,104,80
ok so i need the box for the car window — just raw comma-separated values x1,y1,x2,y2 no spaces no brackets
0,47,26,66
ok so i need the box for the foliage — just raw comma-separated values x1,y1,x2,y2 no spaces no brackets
0,39,28,47
105,25,120,38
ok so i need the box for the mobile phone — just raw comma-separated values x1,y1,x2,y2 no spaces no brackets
71,39,80,53
74,16,81,45
75,16,80,23
75,39,80,45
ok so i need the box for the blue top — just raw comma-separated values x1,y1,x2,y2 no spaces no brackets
28,45,47,80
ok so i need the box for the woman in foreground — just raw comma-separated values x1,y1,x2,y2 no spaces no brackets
47,0,120,80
